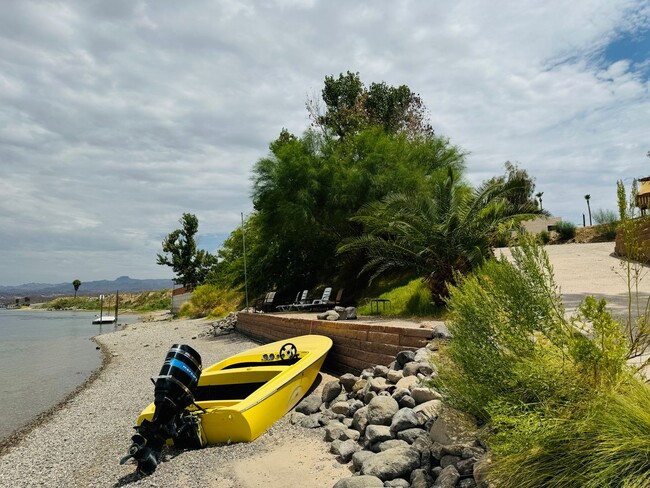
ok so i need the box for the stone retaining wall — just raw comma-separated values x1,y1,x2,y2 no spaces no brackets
236,312,434,375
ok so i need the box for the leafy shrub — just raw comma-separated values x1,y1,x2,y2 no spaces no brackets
178,284,243,318
438,236,645,487
41,291,171,312
357,278,444,317
593,208,618,239
490,380,650,488
538,230,551,244
438,238,582,421
555,220,576,240
593,208,617,225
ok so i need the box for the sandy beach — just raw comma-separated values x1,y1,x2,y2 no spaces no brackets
2,241,649,487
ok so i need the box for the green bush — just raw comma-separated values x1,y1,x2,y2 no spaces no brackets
357,278,444,317
40,291,171,312
538,230,551,244
490,380,650,488
44,296,99,310
178,284,242,318
438,238,583,421
593,208,618,239
438,236,645,487
555,220,576,241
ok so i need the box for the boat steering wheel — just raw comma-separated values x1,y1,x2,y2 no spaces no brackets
279,342,298,360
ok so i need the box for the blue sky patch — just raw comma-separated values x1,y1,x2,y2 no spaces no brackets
603,28,650,78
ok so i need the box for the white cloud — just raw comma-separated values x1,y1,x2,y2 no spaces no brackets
0,0,648,284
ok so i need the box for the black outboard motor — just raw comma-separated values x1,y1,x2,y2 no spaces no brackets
120,344,205,475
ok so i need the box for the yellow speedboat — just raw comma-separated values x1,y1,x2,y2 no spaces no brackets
122,335,332,474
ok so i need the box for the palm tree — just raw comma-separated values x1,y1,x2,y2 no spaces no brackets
584,194,592,226
338,168,545,304
536,191,544,210
72,279,81,299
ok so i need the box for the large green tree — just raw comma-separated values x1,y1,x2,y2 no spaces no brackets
308,71,433,139
156,213,216,289
218,72,463,300
248,127,465,297
338,168,547,304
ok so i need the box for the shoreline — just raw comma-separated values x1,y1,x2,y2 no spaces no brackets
0,315,352,487
0,337,113,457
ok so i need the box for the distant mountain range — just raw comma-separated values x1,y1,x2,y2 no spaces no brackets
0,276,174,302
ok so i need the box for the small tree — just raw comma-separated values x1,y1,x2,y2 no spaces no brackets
72,279,81,299
536,191,544,210
584,194,592,225
156,213,216,289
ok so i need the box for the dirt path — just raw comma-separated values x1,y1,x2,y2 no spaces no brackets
498,242,650,319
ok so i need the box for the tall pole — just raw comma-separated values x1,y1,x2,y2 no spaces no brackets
99,294,104,322
241,212,249,310
115,289,119,323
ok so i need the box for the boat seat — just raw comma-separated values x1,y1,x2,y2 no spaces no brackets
194,382,266,402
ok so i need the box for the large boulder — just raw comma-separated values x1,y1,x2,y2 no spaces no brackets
367,396,399,426
352,405,370,434
387,369,404,384
331,438,361,463
411,386,442,405
395,375,419,390
369,376,389,393
333,475,384,488
331,401,351,416
373,365,389,378
295,395,322,414
322,380,343,403
325,420,348,441
396,427,427,444
411,468,435,488
352,450,375,471
365,424,393,444
340,373,358,392
361,446,421,481
413,399,443,425
429,407,478,445
434,465,460,487
390,408,420,433
396,350,416,367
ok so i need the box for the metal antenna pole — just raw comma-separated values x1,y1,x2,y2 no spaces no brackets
241,212,249,310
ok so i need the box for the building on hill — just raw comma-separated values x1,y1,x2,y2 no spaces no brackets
636,177,650,216
520,216,562,234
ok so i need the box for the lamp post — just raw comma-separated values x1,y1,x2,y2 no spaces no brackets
241,212,249,311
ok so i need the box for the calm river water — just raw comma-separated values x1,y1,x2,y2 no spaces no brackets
0,309,139,440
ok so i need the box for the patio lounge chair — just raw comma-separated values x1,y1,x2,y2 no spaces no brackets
308,288,344,312
294,287,332,312
257,291,277,312
276,290,309,312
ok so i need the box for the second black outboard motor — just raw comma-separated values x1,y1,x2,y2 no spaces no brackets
120,344,205,475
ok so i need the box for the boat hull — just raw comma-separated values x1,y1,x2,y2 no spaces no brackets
136,334,332,443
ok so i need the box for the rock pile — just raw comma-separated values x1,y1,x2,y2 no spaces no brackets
203,312,237,337
292,345,488,488
317,306,358,321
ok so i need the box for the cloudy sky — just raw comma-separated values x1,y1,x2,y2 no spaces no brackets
1,0,648,286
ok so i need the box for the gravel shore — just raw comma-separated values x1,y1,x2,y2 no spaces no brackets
0,317,350,487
